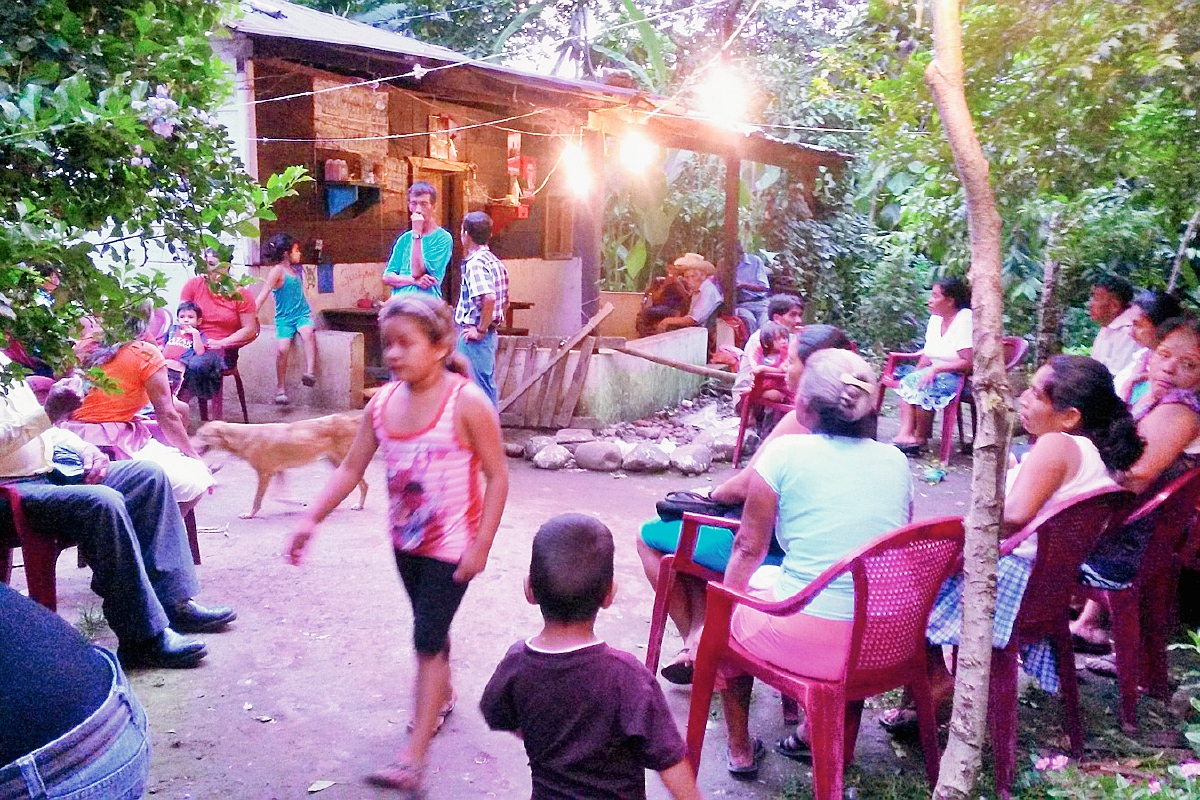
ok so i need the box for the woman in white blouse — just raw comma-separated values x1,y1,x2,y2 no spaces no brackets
892,277,973,454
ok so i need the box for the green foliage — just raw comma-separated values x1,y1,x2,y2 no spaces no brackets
0,0,306,378
1018,760,1200,799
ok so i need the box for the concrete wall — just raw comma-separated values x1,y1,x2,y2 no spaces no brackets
577,327,707,423
504,257,582,336
225,329,365,412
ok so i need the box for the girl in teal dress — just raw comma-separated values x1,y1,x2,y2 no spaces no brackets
256,233,318,404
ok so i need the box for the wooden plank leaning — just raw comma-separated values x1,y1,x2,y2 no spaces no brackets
498,303,614,413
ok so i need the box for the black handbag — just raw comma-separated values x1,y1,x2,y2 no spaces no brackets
655,490,742,522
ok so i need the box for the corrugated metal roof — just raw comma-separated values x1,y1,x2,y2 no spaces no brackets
229,0,850,167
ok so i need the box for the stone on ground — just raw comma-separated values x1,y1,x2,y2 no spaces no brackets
555,428,596,445
503,442,525,458
573,441,623,471
622,443,671,473
523,435,556,460
671,444,712,475
691,429,738,462
531,444,572,470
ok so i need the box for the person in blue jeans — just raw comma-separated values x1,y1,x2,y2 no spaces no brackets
0,582,150,799
454,211,509,406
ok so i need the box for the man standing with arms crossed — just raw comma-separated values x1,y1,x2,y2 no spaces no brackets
382,181,455,299
455,211,508,406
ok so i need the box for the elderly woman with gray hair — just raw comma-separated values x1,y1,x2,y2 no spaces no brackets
719,348,914,777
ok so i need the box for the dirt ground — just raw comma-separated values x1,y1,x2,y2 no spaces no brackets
14,401,982,799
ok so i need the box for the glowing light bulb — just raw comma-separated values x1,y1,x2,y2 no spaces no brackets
694,68,747,125
619,132,656,173
562,142,591,197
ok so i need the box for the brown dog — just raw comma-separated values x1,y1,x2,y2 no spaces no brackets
195,412,367,519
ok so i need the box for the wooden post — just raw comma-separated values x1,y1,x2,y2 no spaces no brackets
722,154,741,309
575,129,605,322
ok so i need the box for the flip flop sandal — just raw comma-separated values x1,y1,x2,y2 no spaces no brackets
776,732,811,762
406,694,457,735
274,391,289,405
1084,655,1118,678
879,708,921,742
301,373,316,387
365,762,424,791
660,651,694,685
727,738,766,779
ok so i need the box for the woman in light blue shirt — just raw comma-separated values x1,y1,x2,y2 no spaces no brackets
720,349,913,777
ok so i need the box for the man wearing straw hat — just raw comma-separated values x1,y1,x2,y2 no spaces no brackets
653,253,723,334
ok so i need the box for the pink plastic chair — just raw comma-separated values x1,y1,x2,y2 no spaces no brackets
1079,467,1200,733
988,486,1136,797
732,374,794,468
644,513,731,675
959,336,1028,444
686,516,965,800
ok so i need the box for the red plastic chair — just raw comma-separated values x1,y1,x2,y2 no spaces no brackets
732,373,794,468
988,486,1136,797
645,513,733,675
0,484,66,610
686,516,966,800
874,352,966,465
198,362,249,424
1078,467,1200,733
958,335,1028,445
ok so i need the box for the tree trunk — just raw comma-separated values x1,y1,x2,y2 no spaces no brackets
1035,213,1063,365
1168,203,1200,294
925,0,1011,796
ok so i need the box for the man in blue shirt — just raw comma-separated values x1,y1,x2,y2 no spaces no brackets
733,240,771,334
382,181,455,299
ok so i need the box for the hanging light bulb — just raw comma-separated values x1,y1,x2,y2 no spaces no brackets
562,141,591,196
619,131,656,173
694,67,747,126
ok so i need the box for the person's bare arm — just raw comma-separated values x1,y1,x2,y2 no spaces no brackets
453,385,509,582
190,330,206,356
464,294,496,341
253,265,282,311
145,368,201,459
1124,404,1200,494
659,760,702,799
287,407,381,564
711,415,807,504
917,347,972,387
382,271,416,288
1004,432,1077,532
723,472,778,592
409,215,427,280
210,310,260,350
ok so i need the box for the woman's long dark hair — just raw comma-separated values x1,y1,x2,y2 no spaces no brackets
1043,355,1144,471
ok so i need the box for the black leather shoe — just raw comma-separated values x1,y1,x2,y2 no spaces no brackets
169,600,237,633
118,629,207,669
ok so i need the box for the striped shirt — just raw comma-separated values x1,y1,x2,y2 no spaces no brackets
372,376,482,563
454,245,509,329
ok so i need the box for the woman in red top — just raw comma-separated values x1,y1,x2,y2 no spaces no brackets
179,248,260,370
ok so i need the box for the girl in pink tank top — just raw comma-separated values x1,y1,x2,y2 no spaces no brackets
287,294,508,793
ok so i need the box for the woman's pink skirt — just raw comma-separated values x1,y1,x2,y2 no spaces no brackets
727,588,854,681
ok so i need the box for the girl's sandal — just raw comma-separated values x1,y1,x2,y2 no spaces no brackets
366,762,424,791
274,391,289,405
406,693,457,735
301,373,316,387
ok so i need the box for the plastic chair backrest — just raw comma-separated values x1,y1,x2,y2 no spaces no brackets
1124,466,1200,583
1004,487,1136,631
848,517,966,674
1002,336,1029,371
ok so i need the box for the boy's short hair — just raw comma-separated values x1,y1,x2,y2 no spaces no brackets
177,301,203,319
530,514,614,623
462,211,493,245
767,294,803,319
1094,274,1134,307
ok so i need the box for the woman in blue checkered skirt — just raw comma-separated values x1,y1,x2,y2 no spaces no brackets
884,356,1144,735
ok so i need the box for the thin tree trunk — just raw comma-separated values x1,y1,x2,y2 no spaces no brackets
1036,213,1063,365
1168,203,1200,294
925,0,1010,796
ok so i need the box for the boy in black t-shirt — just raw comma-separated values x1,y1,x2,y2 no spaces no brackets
480,514,700,800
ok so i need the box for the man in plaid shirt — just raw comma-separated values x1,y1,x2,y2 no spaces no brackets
455,211,509,406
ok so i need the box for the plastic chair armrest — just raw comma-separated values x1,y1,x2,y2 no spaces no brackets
677,513,740,575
